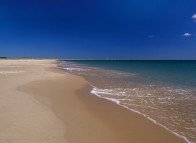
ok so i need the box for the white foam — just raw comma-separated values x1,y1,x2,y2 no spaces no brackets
91,89,120,104
90,87,192,143
64,67,89,72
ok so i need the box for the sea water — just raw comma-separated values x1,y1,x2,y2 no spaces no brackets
59,60,196,143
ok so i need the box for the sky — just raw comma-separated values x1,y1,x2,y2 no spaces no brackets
0,0,196,59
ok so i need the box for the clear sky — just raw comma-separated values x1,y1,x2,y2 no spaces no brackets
0,0,196,59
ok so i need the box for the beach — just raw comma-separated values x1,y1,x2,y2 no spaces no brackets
0,59,186,143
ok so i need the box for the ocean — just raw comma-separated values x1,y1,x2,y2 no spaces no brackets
59,60,196,143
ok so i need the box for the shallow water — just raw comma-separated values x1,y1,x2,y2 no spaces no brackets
59,60,196,143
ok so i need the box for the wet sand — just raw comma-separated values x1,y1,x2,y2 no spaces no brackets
0,59,186,143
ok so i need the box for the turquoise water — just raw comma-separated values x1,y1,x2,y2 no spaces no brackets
59,60,196,143
65,60,196,87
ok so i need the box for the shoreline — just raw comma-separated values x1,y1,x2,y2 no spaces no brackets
57,61,191,143
58,60,194,143
0,59,187,143
80,81,190,143
73,80,189,143
90,87,191,143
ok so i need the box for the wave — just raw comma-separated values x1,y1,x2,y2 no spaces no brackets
90,87,192,143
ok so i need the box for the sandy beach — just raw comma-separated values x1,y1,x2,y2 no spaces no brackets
0,59,186,143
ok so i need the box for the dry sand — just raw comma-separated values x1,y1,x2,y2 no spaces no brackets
0,59,186,143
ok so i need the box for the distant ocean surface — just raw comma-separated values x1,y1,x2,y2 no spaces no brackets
59,60,196,143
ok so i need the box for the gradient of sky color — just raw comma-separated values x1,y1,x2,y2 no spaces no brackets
0,0,196,59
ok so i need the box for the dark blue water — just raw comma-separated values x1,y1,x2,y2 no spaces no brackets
59,60,196,143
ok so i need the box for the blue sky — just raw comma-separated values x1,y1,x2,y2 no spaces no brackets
0,0,196,59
